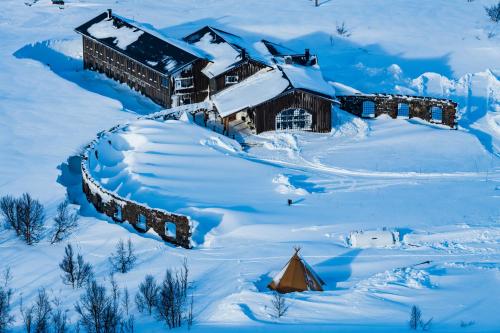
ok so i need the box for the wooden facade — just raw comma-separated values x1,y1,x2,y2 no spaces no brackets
248,89,332,134
337,94,457,128
82,36,171,107
210,59,269,95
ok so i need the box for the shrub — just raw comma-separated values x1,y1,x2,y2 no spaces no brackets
270,291,289,318
109,239,136,274
0,269,14,333
59,244,94,288
135,275,159,315
51,199,79,244
156,260,190,329
0,193,45,244
486,2,500,23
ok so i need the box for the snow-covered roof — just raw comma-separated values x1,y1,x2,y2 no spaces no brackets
212,69,290,117
75,12,208,75
280,64,335,98
193,32,242,78
183,26,273,75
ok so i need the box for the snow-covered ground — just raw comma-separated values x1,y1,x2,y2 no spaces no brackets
1,0,499,332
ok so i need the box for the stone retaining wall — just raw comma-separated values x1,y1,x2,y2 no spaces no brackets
80,103,210,249
337,94,458,128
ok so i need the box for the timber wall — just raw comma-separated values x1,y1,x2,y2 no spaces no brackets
337,94,458,128
250,89,332,134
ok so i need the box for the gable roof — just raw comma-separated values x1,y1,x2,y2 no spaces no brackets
211,69,290,118
280,64,336,99
183,26,272,76
268,249,325,293
75,12,207,75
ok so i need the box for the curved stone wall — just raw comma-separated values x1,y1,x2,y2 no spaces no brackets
337,94,458,128
80,103,209,249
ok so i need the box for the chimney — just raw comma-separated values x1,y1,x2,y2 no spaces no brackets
305,48,310,61
107,9,112,19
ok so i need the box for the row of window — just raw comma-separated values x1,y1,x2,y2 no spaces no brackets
361,101,443,123
114,206,177,238
84,37,165,87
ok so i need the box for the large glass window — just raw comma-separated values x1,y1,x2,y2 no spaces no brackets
362,101,375,118
431,106,443,123
276,108,313,131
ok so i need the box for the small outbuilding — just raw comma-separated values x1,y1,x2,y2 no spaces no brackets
268,248,325,293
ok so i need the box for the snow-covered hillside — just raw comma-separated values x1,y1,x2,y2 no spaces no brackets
0,0,499,332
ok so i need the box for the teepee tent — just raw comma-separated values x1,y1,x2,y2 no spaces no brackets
268,248,325,293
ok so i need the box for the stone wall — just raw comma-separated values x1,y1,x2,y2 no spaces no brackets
337,94,458,128
79,104,209,249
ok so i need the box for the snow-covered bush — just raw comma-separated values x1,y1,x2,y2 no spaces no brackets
0,193,45,245
59,244,94,289
486,1,500,23
270,292,289,318
51,199,79,244
109,239,137,274
156,260,190,329
135,275,159,315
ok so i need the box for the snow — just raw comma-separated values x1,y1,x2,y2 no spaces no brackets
1,0,500,332
87,18,143,50
212,69,290,117
194,32,241,78
349,230,399,248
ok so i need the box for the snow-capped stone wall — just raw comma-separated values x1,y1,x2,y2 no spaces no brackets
337,94,458,128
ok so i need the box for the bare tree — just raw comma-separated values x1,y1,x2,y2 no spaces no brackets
75,280,115,333
59,244,93,288
16,193,46,245
409,305,432,331
486,1,500,23
0,195,19,233
156,262,190,329
20,295,34,333
0,268,14,333
51,297,70,333
51,199,79,244
336,21,351,37
109,239,136,274
1,194,45,244
270,291,289,318
33,289,52,333
135,275,159,315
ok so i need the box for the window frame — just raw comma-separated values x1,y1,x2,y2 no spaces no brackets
362,101,376,118
174,76,194,90
225,75,239,85
431,106,443,123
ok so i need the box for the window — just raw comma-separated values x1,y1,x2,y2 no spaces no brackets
276,108,313,131
431,106,443,123
165,222,176,239
161,76,169,88
136,214,147,230
114,205,122,221
397,103,409,118
362,101,375,118
225,75,239,85
174,77,194,90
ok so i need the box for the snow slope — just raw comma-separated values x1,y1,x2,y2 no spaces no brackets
0,0,499,332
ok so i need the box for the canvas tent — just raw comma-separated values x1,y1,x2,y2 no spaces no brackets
268,248,325,293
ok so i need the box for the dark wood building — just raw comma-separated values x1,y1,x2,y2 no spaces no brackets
75,10,209,108
212,67,335,134
183,26,272,95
